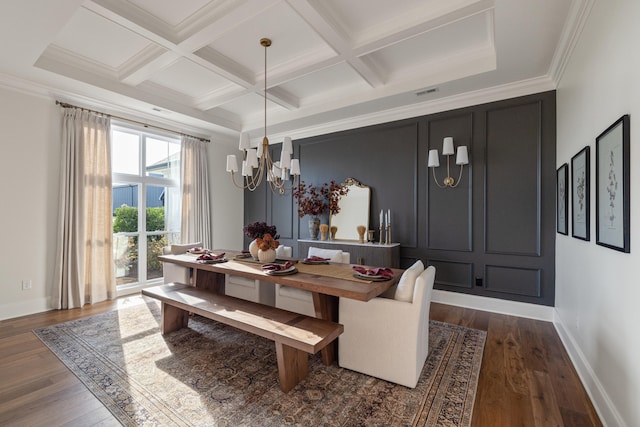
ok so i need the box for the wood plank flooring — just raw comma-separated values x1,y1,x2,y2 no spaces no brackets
0,297,602,426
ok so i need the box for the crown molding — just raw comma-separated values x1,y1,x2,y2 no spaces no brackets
276,74,556,142
548,0,595,85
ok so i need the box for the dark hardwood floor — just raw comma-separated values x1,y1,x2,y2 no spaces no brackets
0,297,602,426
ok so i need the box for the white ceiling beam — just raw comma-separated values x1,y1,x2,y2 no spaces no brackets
285,0,384,88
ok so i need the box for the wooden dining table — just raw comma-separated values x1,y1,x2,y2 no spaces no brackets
158,249,402,365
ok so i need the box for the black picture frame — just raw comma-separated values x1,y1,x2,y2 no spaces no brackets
571,146,590,240
557,163,568,235
595,115,630,252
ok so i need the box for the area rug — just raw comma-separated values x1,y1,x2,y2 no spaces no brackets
34,297,486,426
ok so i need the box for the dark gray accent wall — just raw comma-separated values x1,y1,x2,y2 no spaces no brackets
245,91,556,306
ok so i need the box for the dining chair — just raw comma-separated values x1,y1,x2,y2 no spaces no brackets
338,262,436,388
275,247,350,316
162,242,202,284
225,245,292,306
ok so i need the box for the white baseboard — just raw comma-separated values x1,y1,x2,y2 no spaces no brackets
431,289,555,321
553,314,625,427
0,298,52,321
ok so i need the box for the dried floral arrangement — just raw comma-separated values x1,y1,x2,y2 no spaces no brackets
243,221,279,240
293,180,349,218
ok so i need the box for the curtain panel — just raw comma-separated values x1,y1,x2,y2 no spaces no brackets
54,109,115,309
180,136,212,248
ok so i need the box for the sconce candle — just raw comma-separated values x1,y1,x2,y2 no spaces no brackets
428,136,469,188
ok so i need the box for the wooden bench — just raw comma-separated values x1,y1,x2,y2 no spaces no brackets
141,283,344,392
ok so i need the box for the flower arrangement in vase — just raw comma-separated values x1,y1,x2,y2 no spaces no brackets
243,221,279,259
293,181,349,239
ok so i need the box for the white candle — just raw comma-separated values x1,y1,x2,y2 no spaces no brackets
388,209,391,226
380,209,383,225
385,212,388,227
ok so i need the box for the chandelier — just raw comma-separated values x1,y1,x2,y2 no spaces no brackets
225,38,301,194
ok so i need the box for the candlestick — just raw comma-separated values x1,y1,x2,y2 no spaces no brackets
379,225,383,244
386,225,391,245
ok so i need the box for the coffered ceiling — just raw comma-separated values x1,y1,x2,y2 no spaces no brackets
0,0,585,144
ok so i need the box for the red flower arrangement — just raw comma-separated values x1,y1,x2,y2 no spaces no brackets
243,221,279,239
293,180,349,218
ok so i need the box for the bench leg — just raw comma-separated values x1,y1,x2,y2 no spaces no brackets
275,342,308,392
161,302,189,335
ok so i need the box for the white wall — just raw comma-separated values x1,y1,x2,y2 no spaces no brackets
556,1,640,425
207,142,244,250
0,87,61,320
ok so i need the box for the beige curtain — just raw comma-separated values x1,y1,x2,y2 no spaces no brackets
180,136,212,248
54,108,115,309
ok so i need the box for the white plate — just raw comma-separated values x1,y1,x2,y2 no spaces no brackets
188,249,208,254
264,266,297,276
196,258,227,264
353,272,390,281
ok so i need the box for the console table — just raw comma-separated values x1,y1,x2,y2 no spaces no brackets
298,239,401,268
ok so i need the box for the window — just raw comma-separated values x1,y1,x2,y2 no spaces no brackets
111,124,181,289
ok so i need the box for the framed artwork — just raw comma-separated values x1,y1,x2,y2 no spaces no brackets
596,115,630,252
557,163,568,235
571,146,590,240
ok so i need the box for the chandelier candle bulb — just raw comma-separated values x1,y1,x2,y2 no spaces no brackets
282,136,293,153
290,159,301,175
226,155,238,173
239,132,250,150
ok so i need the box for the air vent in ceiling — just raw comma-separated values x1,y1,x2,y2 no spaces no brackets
415,87,439,96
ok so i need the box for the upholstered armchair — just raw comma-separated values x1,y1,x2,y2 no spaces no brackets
161,242,201,284
275,247,350,316
225,245,292,306
338,262,436,388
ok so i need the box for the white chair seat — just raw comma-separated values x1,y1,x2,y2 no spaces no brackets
225,245,292,306
162,242,201,284
275,247,349,317
338,264,436,388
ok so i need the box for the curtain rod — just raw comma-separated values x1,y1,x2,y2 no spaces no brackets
55,101,210,143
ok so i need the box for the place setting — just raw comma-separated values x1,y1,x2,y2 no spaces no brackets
302,255,331,265
352,265,394,282
195,252,228,264
262,261,298,276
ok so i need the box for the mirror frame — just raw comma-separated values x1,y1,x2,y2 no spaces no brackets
329,178,370,241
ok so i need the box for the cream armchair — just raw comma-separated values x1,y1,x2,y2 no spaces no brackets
162,242,201,284
275,247,350,316
338,264,436,388
225,245,292,306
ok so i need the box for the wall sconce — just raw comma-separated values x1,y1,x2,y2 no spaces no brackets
427,137,469,188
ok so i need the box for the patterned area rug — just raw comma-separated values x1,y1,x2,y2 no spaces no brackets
34,297,486,426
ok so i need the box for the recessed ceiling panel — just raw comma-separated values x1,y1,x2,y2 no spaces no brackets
365,12,492,78
53,7,151,69
322,0,443,37
278,62,370,104
147,58,236,98
126,0,213,27
218,92,287,123
206,2,333,76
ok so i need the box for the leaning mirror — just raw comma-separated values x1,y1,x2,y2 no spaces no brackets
330,178,370,241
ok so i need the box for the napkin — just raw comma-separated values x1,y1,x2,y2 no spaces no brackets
262,261,294,272
197,252,225,261
352,265,394,279
304,256,330,263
